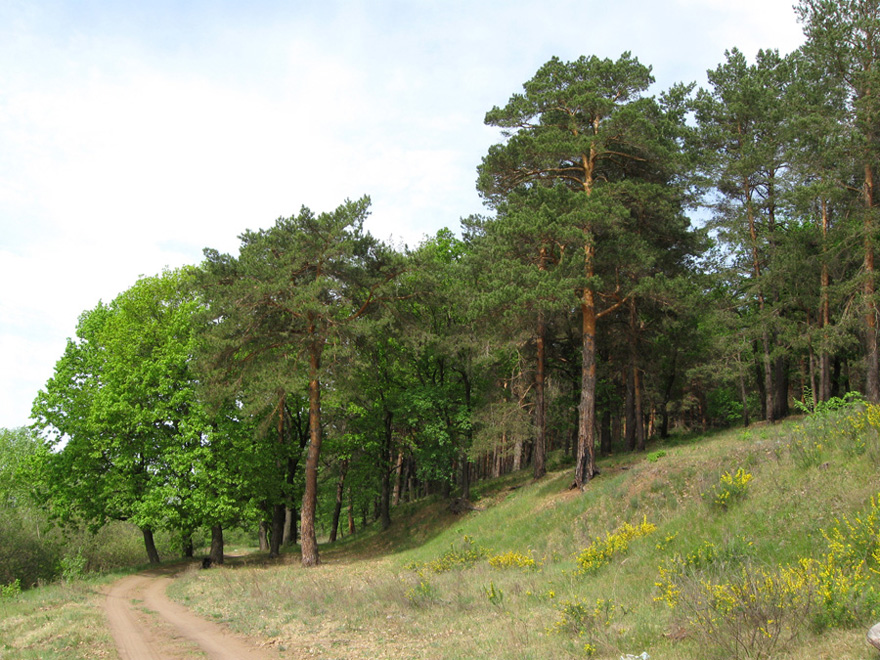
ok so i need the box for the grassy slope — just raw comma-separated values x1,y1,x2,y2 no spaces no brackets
4,417,880,659
168,419,880,659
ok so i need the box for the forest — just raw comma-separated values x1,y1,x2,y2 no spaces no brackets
4,0,880,579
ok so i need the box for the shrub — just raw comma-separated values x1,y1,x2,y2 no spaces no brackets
706,468,753,511
488,550,537,570
549,597,624,656
405,536,490,574
0,579,21,599
575,517,657,575
658,494,880,658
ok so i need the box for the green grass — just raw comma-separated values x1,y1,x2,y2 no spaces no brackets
8,409,880,659
164,413,880,659
0,578,116,659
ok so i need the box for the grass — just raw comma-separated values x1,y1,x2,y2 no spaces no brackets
7,406,880,659
0,577,116,659
163,413,880,659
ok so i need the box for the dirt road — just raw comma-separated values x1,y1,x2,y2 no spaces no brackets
104,565,274,660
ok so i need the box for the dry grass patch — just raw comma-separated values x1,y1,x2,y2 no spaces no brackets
0,581,115,659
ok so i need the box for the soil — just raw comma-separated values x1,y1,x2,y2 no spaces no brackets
103,564,274,660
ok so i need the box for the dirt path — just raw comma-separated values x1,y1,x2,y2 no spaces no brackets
104,565,274,660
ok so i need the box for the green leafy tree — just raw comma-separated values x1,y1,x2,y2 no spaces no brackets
32,268,214,564
198,197,401,566
0,427,59,587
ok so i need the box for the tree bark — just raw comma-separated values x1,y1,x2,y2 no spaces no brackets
269,503,285,557
329,460,348,542
865,163,880,402
210,525,224,565
258,520,269,552
575,267,598,489
347,489,355,535
380,411,393,531
819,196,833,403
391,450,404,506
283,507,295,546
300,342,323,567
142,527,161,565
182,535,194,559
534,312,547,479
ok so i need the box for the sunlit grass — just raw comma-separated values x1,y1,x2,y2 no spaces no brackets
9,406,880,659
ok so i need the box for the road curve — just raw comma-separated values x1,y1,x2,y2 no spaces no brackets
104,566,273,660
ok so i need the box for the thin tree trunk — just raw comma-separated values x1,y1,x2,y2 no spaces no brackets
283,507,295,545
347,488,355,535
625,363,636,451
391,450,404,506
773,356,789,419
534,312,547,479
269,503,285,557
865,163,880,402
258,520,269,552
142,527,160,565
745,184,775,421
820,196,833,403
739,359,750,427
329,460,348,542
380,411,393,530
300,342,323,567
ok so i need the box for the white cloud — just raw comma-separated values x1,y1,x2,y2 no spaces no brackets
0,0,808,428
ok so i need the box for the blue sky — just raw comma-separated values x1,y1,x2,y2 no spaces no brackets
0,0,805,429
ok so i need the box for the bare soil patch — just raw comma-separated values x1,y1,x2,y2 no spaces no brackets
103,564,276,659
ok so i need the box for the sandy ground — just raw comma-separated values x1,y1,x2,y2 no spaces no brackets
103,565,273,660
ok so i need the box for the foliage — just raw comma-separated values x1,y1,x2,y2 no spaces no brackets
706,468,753,511
574,517,657,575
405,536,491,575
31,268,227,564
487,550,537,570
483,581,504,607
59,554,87,583
789,401,880,468
198,196,402,566
658,494,880,658
0,580,21,599
549,597,624,657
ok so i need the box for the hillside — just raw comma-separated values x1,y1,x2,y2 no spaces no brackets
4,411,880,659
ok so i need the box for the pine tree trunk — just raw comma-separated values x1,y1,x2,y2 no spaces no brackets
300,342,323,567
739,363,750,428
865,163,880,402
142,527,161,565
575,264,598,489
820,197,833,403
625,364,636,451
533,313,547,479
392,450,404,506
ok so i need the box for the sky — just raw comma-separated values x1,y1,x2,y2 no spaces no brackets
0,0,806,430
